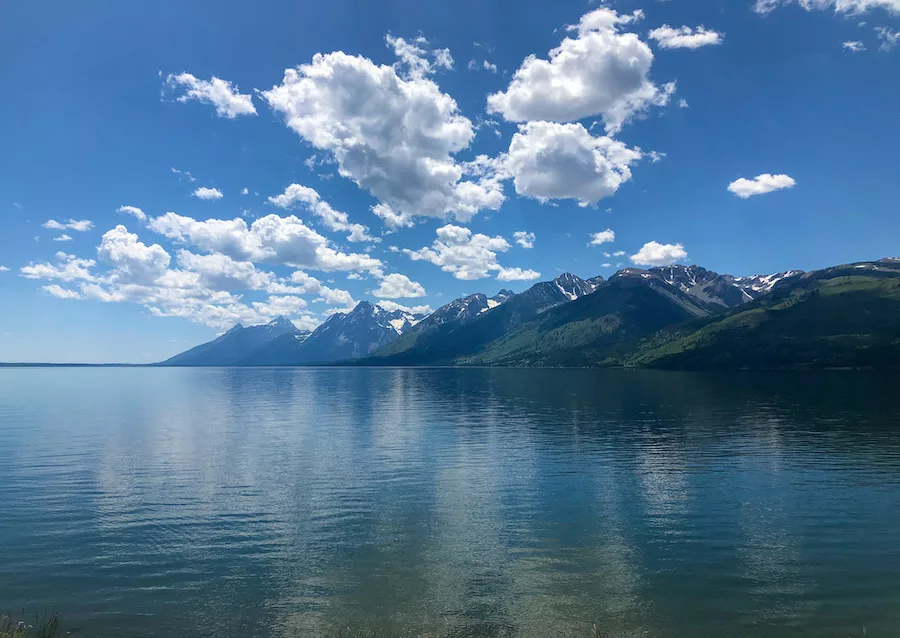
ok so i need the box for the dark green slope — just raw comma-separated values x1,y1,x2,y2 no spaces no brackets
461,274,716,366
628,261,900,369
368,274,596,365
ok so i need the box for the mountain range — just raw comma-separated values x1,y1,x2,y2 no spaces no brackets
162,258,900,370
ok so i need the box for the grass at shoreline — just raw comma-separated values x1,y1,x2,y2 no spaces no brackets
1,613,63,638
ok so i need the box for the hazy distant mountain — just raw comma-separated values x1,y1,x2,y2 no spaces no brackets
162,316,309,366
368,273,600,365
243,301,427,365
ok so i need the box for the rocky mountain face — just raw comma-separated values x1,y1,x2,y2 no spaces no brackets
614,264,806,308
163,259,898,370
244,301,427,365
162,316,308,366
628,260,900,369
368,273,601,365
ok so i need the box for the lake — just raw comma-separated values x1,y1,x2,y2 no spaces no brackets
1,367,899,637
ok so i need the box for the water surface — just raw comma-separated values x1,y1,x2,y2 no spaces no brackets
1,367,899,637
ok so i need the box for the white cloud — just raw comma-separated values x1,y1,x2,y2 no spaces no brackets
679,98,689,108
843,40,867,51
630,241,688,266
268,183,376,242
21,252,97,282
486,7,674,132
876,26,900,49
171,167,197,182
513,231,535,248
148,212,383,273
43,284,82,299
98,225,172,284
0,266,9,272
21,239,335,332
193,187,224,200
496,267,541,281
590,229,616,245
647,150,666,163
754,0,900,15
371,273,427,298
385,34,454,79
727,173,796,198
53,234,73,242
175,250,273,292
468,59,498,72
648,25,724,49
262,44,503,227
117,205,147,222
376,300,433,315
601,263,612,268
43,219,93,232
503,121,642,205
164,72,257,118
612,250,626,257
241,187,249,195
403,224,539,281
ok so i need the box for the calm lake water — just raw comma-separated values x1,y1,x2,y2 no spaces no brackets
1,367,899,637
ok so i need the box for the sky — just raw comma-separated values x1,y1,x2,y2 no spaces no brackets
1,0,899,363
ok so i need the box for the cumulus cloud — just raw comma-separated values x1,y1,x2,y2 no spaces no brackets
117,205,147,222
376,300,433,315
164,72,257,118
98,225,172,284
148,212,383,273
371,273,427,298
53,234,73,242
590,229,616,245
754,0,900,15
262,43,504,227
43,219,93,232
630,241,688,266
503,121,642,205
843,40,867,51
0,266,9,272
21,252,97,282
43,284,82,299
268,183,376,242
486,7,674,132
727,173,796,198
648,25,724,49
21,229,341,331
403,224,539,281
496,267,541,281
193,187,224,200
513,231,535,248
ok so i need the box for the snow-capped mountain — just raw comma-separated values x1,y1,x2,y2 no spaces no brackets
241,301,428,365
419,289,515,328
732,271,805,297
628,265,805,307
162,315,309,365
513,273,597,314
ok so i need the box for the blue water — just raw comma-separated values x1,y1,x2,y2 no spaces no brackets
1,367,899,637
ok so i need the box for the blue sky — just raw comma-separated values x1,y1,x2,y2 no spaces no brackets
1,0,899,363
